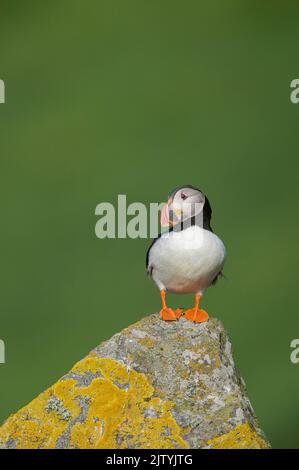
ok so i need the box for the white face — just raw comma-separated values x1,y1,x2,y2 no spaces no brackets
161,186,205,227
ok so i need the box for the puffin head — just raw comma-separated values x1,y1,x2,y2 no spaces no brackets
161,185,212,231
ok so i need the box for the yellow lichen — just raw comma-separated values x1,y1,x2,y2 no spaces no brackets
207,422,269,449
138,336,156,348
0,354,269,450
0,356,188,449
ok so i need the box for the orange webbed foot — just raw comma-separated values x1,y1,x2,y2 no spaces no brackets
174,308,184,319
184,308,209,323
160,307,178,321
159,290,184,321
184,294,209,323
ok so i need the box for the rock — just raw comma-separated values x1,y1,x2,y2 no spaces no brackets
0,314,270,449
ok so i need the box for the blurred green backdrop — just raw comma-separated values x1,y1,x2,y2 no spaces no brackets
0,0,298,448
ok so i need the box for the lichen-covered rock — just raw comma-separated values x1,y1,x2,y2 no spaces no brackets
0,314,270,449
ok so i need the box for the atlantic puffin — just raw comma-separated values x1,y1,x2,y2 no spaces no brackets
146,185,226,323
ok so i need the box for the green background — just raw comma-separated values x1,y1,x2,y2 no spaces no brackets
0,1,298,448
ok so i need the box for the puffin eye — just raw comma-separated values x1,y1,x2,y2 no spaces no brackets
181,192,187,200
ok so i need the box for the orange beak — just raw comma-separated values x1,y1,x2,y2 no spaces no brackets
160,198,172,227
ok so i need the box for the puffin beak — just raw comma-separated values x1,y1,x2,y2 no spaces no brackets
160,198,172,227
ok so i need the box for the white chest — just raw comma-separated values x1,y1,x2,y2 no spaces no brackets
148,226,226,294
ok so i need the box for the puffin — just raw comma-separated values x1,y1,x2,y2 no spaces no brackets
146,185,226,323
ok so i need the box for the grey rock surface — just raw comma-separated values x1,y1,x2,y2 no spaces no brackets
92,314,270,448
0,313,270,449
